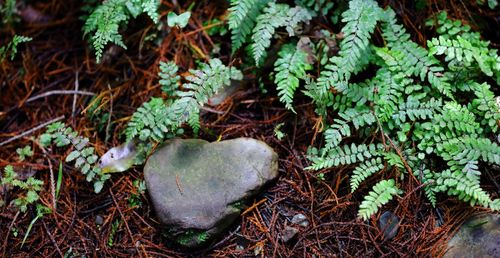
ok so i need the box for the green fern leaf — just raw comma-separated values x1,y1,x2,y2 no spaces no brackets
358,179,402,221
228,0,270,53
350,158,384,192
274,43,312,111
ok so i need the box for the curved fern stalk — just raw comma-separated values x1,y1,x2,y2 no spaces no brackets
228,0,270,53
350,158,384,192
251,3,311,65
358,179,402,220
273,43,312,112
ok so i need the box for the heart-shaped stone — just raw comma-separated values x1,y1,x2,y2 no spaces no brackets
144,138,278,247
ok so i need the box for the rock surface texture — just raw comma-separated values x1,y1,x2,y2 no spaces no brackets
144,138,278,247
444,213,500,258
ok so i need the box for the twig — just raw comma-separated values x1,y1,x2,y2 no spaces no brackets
109,189,143,258
105,84,113,144
0,115,65,147
42,219,64,258
2,211,20,257
72,72,79,119
35,141,56,209
26,90,95,103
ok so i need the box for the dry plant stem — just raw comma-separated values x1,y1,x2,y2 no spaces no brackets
2,211,20,257
26,90,96,103
109,188,143,258
105,84,113,144
42,219,64,258
0,115,65,147
72,72,79,119
34,140,56,209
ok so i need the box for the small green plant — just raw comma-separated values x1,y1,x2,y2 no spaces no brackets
228,0,312,64
304,4,500,219
16,145,33,161
128,179,146,208
125,58,242,145
1,165,44,213
0,0,17,24
108,219,121,247
0,35,32,61
83,0,160,62
40,122,110,193
167,11,191,29
274,123,286,140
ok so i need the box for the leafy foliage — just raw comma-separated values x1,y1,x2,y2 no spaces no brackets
83,0,159,62
16,146,33,161
303,2,500,219
228,0,270,53
0,35,32,61
1,165,44,213
0,0,17,24
273,43,312,111
228,1,312,65
40,122,110,193
126,59,243,143
295,0,334,16
358,179,402,220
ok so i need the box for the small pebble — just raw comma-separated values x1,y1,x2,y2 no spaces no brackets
291,213,309,227
281,226,299,243
378,211,400,241
95,215,104,225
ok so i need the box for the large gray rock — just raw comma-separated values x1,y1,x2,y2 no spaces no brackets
144,138,278,247
444,214,500,258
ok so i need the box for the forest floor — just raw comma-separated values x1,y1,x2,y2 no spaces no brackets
1,0,499,257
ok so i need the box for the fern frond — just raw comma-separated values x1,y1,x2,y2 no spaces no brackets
159,61,180,97
375,46,453,98
83,0,159,62
274,43,312,111
251,3,311,65
228,0,270,52
428,35,497,77
308,143,383,170
126,97,169,142
350,158,384,192
295,0,333,16
433,169,494,208
440,137,500,165
0,35,32,61
358,179,401,220
323,107,376,151
471,82,500,132
40,123,110,193
380,8,410,48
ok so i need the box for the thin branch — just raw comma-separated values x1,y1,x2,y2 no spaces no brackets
0,115,65,147
72,72,80,119
26,90,95,103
